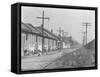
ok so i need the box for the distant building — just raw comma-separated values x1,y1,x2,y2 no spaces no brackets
61,36,72,48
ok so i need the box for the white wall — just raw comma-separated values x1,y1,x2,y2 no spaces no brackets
0,0,99,77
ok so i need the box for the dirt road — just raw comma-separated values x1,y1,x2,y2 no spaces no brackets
22,47,81,70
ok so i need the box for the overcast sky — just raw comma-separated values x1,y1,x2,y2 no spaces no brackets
21,6,95,44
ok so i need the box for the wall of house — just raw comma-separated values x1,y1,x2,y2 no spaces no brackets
25,34,36,51
38,36,42,51
21,33,37,56
44,38,48,51
21,32,60,56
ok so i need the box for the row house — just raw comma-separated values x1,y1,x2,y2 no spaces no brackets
21,22,61,56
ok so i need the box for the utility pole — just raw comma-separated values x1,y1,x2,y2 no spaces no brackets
62,30,65,36
57,27,63,37
37,10,50,53
82,22,91,45
82,31,86,46
57,27,63,50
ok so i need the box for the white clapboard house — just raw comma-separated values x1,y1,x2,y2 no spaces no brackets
21,22,61,56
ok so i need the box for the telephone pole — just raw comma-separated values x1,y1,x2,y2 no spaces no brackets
82,31,86,45
57,27,63,37
57,27,63,49
37,10,50,53
82,22,91,45
62,30,65,36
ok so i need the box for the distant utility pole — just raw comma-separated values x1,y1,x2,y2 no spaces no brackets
82,22,91,45
64,32,68,37
37,10,50,53
62,30,68,37
57,27,63,37
62,30,65,36
57,27,63,49
82,31,86,45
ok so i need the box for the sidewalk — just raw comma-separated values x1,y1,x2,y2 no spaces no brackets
22,49,61,59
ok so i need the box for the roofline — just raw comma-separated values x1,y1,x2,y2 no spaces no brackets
21,22,60,41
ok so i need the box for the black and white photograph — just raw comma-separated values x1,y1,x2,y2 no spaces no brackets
21,5,96,71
